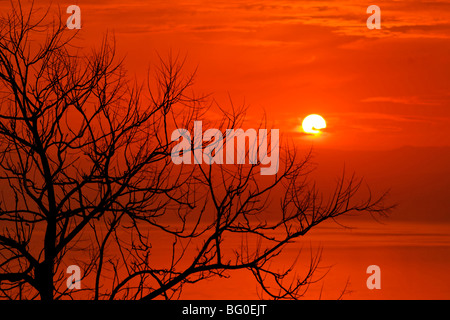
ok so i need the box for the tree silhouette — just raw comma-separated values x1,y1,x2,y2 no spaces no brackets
0,2,390,300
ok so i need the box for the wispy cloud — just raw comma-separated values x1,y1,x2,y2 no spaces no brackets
47,0,450,41
361,96,442,106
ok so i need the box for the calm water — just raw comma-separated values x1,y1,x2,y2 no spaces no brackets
179,220,450,299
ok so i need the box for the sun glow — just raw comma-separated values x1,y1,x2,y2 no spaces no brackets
302,114,326,135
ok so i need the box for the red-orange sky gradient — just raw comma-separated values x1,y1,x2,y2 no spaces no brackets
70,0,450,151
4,0,450,299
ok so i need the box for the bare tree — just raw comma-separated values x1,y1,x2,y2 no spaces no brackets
0,2,390,300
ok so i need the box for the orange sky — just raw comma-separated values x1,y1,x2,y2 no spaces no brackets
63,0,450,151
3,0,450,299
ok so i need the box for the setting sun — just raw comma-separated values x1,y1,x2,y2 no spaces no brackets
302,114,327,134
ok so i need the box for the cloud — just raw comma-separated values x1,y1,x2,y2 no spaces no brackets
4,0,450,40
361,96,442,106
